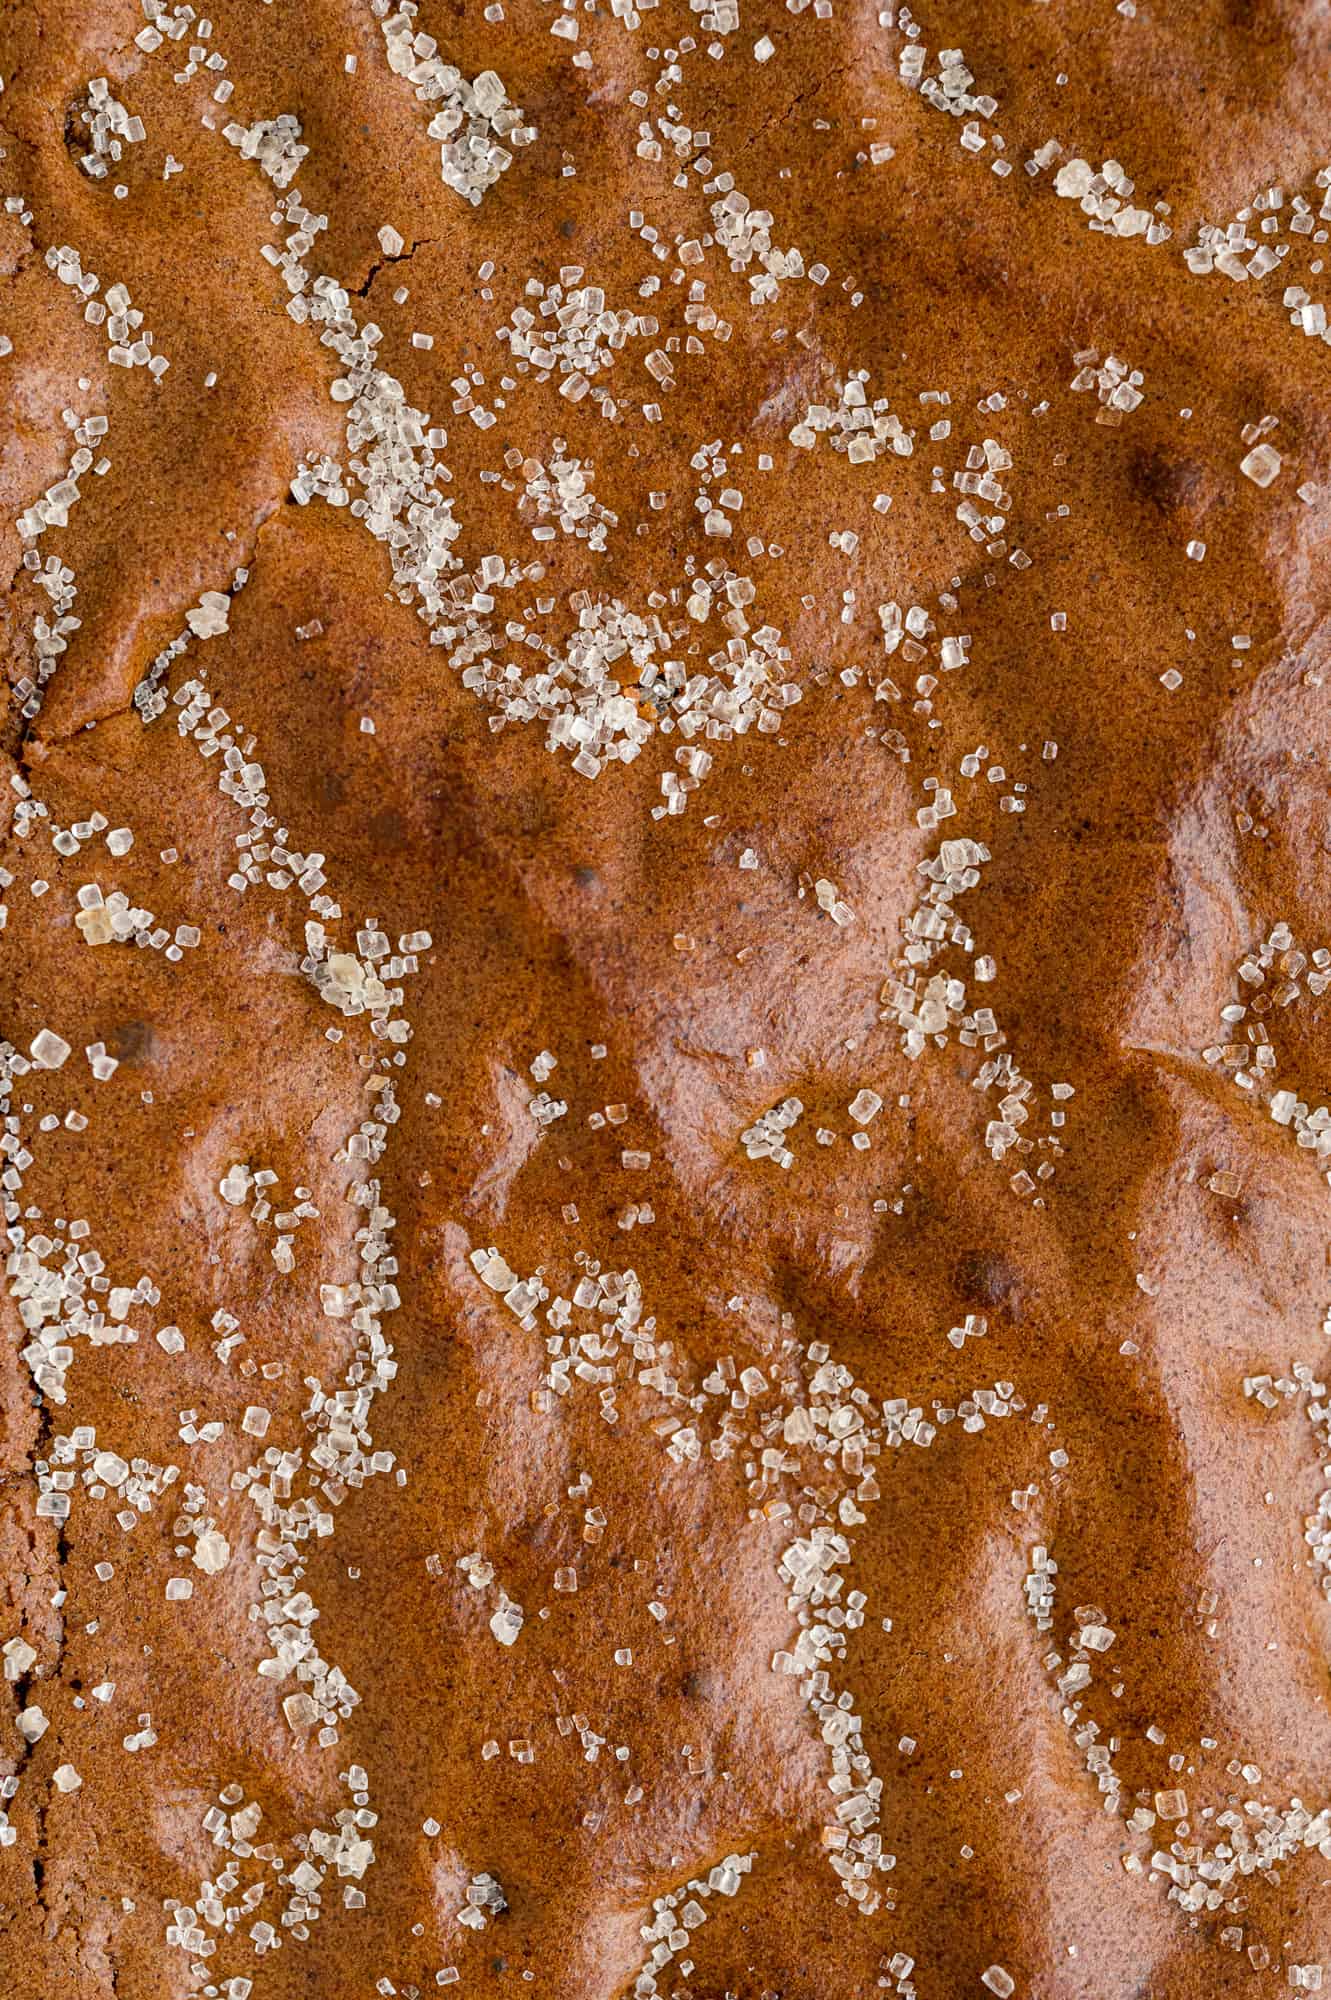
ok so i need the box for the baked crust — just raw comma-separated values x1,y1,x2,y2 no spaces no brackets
2,1,1330,1995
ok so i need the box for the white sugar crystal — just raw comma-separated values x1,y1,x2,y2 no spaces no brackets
30,1028,71,1069
219,1164,253,1205
76,904,115,945
223,113,308,189
186,590,230,638
1054,158,1094,199
377,4,534,208
3,1637,37,1681
1239,442,1282,488
476,1251,518,1291
192,1529,231,1574
489,1595,524,1646
814,877,855,925
52,1764,82,1793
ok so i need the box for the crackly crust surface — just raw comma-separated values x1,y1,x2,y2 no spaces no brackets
2,2,1331,1997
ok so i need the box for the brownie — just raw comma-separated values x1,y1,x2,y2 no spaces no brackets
2,0,1331,1995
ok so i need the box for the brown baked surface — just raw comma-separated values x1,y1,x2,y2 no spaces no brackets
2,1,1331,1995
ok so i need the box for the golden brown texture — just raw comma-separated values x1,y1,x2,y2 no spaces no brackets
1,1,1331,1996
